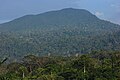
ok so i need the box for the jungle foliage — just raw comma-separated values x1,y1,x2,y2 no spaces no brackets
0,51,120,80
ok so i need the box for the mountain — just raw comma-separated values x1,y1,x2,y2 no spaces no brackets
0,8,119,32
0,8,120,59
0,8,97,31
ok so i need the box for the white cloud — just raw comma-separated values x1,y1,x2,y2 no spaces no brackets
111,4,120,8
95,12,104,17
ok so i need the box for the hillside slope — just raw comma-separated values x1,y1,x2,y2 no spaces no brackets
0,8,120,59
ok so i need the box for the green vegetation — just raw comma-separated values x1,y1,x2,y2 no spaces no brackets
0,8,120,59
0,8,120,79
0,28,120,60
0,51,120,80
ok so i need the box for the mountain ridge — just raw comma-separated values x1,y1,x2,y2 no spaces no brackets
1,8,119,32
0,8,120,59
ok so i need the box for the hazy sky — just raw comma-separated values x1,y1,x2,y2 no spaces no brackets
0,0,120,24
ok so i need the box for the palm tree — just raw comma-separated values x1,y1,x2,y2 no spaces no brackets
18,66,28,79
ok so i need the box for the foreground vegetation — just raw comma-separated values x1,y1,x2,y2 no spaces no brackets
0,51,120,80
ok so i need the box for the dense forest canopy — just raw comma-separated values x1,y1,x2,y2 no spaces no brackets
0,51,120,80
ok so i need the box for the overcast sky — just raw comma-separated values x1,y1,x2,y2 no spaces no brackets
0,0,120,24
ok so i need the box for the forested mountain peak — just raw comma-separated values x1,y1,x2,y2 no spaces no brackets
0,8,120,59
0,8,107,32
